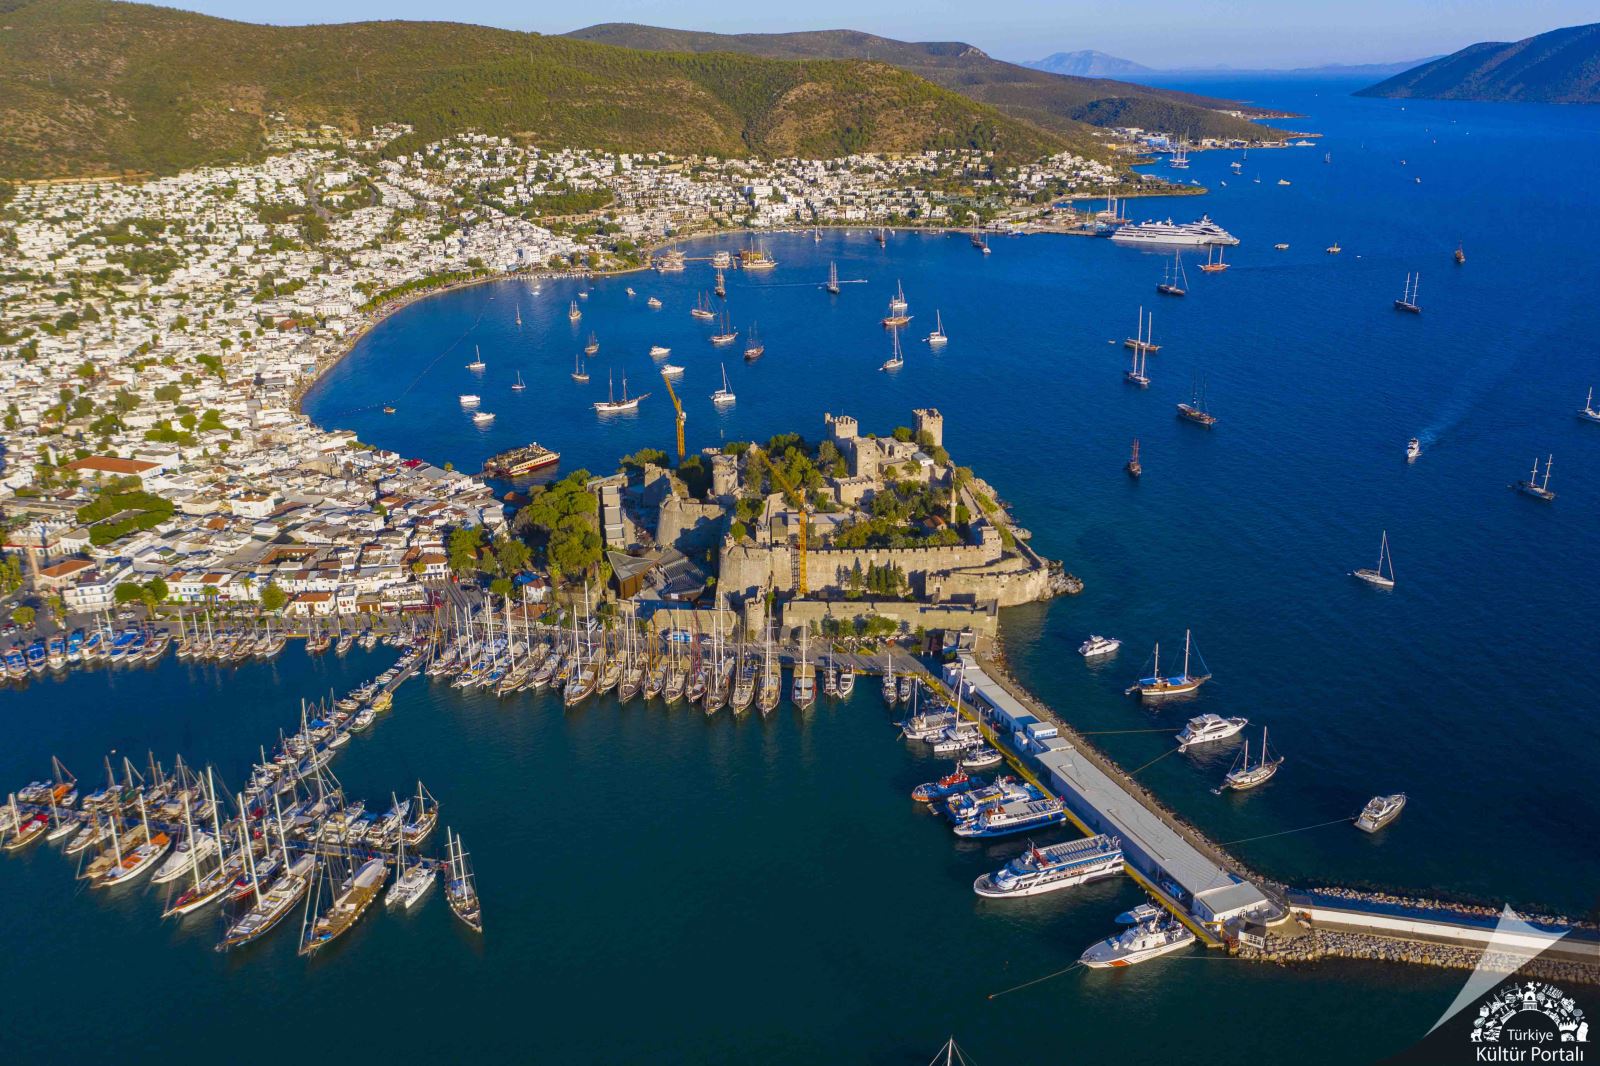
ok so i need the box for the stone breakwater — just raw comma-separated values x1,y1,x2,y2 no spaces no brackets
1238,930,1600,987
1308,886,1599,933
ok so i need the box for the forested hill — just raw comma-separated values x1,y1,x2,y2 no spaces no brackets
1357,23,1600,104
0,0,1069,179
567,23,1292,144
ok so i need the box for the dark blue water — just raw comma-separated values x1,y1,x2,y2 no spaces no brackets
7,79,1599,1063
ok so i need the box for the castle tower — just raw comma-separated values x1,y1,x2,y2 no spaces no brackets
913,408,943,449
824,412,858,446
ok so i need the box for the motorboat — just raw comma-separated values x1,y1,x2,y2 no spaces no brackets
1079,635,1121,658
1176,714,1248,751
1355,793,1407,833
1080,918,1195,967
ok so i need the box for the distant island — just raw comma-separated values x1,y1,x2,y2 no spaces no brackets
1358,21,1600,103
1024,51,1152,78
566,24,1290,147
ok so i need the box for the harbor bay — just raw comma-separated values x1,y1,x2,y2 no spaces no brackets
5,76,1600,1062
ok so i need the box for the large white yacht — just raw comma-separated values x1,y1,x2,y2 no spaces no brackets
1111,215,1239,247
1355,793,1407,833
1176,714,1248,751
974,835,1123,898
1080,918,1196,968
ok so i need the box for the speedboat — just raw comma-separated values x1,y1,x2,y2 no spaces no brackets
1079,635,1121,658
1176,714,1248,751
1080,918,1195,968
1355,793,1407,833
1406,438,1421,462
649,345,671,358
974,835,1123,898
459,394,481,407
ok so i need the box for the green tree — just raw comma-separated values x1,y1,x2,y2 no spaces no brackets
489,577,513,598
12,605,36,628
259,583,288,613
114,581,145,604
448,526,484,574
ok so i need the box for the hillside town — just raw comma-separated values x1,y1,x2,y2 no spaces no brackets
0,127,1114,633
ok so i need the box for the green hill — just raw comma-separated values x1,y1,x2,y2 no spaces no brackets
566,24,1290,144
0,0,1069,179
1357,22,1600,103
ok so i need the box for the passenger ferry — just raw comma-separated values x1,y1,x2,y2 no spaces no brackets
952,795,1068,838
1355,793,1407,833
1080,918,1196,968
944,777,1034,823
1110,215,1239,247
973,834,1124,898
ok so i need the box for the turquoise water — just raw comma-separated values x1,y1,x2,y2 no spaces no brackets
6,79,1599,1062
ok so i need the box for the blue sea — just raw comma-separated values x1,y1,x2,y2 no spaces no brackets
5,78,1599,1063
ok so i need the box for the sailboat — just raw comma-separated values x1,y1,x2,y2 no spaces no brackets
511,370,526,392
1124,307,1160,354
825,261,841,295
1513,455,1556,501
791,631,816,710
1126,439,1142,479
1157,251,1188,296
1176,377,1216,426
1350,531,1396,588
925,310,948,347
593,371,647,413
1454,243,1466,265
691,292,716,320
465,345,486,371
571,353,589,383
1579,387,1600,424
1199,245,1228,273
1219,728,1284,792
881,284,912,327
584,331,600,355
744,322,764,361
1126,630,1210,700
710,311,737,345
714,269,727,298
879,328,905,372
1125,309,1152,388
514,306,522,328
568,300,582,322
1394,273,1421,313
445,828,483,932
711,364,736,406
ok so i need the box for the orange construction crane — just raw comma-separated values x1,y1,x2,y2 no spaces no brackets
661,370,686,461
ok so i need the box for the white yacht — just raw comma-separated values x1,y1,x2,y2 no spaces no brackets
1079,635,1121,658
649,345,671,358
647,296,663,309
459,394,481,407
973,835,1123,898
1080,918,1196,968
1176,714,1248,751
660,364,684,378
1355,793,1407,833
1110,215,1239,247
151,830,217,885
472,411,496,425
1406,437,1422,462
960,746,1003,770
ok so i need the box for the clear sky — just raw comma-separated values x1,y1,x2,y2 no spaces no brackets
129,0,1597,69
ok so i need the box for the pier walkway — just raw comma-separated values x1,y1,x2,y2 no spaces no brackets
944,652,1275,940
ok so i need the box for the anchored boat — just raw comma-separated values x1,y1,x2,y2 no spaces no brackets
974,835,1124,898
1128,630,1210,701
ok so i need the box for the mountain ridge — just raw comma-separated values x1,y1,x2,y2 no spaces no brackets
0,0,1071,179
566,23,1291,144
1357,23,1600,103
